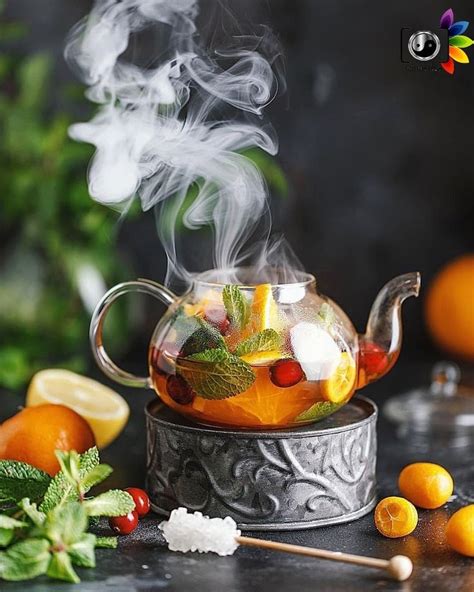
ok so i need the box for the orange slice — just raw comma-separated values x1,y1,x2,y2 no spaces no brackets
239,350,282,365
374,496,418,538
322,352,356,403
249,284,280,332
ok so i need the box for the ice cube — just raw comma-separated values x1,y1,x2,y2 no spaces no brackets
290,321,341,380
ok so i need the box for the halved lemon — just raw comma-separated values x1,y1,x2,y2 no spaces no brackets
26,369,130,448
322,352,356,403
249,284,280,332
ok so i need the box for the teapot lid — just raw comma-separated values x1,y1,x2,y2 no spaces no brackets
384,362,474,451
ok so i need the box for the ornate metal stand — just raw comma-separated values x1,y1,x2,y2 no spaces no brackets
145,397,377,531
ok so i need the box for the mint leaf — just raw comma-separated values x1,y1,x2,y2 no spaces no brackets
83,490,135,517
47,550,80,584
179,349,255,400
0,538,50,581
223,285,249,330
79,447,100,473
179,316,226,356
0,460,50,505
40,472,71,513
317,303,336,328
0,529,14,548
95,536,118,549
45,502,88,546
40,447,100,513
0,515,26,547
0,515,27,529
69,533,96,568
234,329,282,356
19,498,46,527
81,464,113,491
295,401,341,422
55,450,81,487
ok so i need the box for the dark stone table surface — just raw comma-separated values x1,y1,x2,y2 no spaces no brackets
1,355,473,591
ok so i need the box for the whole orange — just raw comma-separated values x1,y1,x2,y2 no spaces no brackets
425,254,474,360
0,404,95,476
446,505,474,557
398,462,453,509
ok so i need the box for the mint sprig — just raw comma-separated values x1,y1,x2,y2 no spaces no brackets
40,447,101,512
234,328,283,357
222,285,249,330
179,348,255,399
0,447,134,584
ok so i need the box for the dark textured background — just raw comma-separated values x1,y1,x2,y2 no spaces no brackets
1,4,474,590
3,0,474,362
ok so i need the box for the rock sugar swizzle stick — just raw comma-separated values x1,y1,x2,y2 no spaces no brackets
160,508,413,582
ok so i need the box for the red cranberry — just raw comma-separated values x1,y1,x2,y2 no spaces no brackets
270,359,304,388
166,374,195,404
204,308,230,335
109,510,138,535
359,341,388,377
124,488,150,518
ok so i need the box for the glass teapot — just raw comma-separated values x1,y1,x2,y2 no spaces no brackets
90,268,420,429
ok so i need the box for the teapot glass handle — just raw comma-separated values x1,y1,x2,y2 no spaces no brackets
90,279,178,389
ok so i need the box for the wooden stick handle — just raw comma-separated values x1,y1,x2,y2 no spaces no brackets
236,536,413,582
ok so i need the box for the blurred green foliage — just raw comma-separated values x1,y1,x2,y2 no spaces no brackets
0,6,288,390
0,11,129,390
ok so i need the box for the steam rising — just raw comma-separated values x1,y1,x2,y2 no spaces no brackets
66,0,301,286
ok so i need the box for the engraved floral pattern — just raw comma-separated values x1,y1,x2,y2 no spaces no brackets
146,412,376,527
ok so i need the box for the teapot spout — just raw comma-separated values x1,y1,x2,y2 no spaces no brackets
359,272,421,386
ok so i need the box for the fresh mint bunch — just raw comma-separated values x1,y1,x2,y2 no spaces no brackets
0,447,133,583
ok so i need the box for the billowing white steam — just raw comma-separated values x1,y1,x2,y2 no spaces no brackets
66,0,299,285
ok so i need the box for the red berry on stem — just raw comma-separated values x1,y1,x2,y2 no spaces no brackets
359,341,388,377
109,510,138,535
124,487,150,518
270,359,304,388
166,374,195,405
